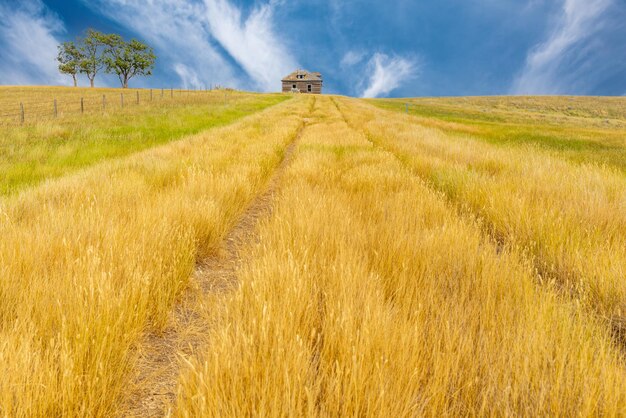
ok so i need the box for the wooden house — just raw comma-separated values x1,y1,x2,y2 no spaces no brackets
281,70,322,94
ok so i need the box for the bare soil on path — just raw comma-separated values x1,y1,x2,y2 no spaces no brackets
119,120,308,417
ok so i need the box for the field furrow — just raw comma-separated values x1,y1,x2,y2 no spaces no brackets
0,96,310,417
174,97,626,416
121,99,313,417
2,89,625,417
336,98,626,342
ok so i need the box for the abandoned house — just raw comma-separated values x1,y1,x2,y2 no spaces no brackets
281,70,323,94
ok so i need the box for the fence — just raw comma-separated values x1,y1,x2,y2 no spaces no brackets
0,88,236,126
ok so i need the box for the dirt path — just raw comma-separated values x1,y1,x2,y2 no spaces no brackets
119,120,308,417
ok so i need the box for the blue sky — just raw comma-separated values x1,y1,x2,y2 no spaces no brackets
1,0,625,97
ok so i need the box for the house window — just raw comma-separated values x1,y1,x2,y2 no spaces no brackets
292,84,296,89
307,84,312,92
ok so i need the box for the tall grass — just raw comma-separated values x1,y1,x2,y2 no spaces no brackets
0,96,309,416
338,98,626,337
370,96,626,171
0,87,289,195
175,97,626,416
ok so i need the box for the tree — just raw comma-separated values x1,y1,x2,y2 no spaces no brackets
103,36,156,88
57,41,83,87
79,29,108,88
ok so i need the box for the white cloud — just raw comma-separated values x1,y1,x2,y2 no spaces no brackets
0,0,69,86
82,0,238,89
82,0,295,92
202,0,297,91
173,63,205,90
341,50,366,68
360,53,418,98
512,0,612,94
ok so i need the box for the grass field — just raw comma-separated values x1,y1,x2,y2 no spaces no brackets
0,88,625,416
371,96,626,171
0,87,288,195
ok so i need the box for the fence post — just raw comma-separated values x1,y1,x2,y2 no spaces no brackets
54,99,58,118
121,93,124,108
161,88,164,98
81,97,84,114
20,102,24,124
103,95,106,111
171,88,173,98
136,91,139,105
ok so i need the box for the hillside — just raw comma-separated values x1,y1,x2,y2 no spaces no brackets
0,87,288,195
371,96,626,171
0,91,625,416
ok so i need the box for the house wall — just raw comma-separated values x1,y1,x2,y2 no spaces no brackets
282,80,322,94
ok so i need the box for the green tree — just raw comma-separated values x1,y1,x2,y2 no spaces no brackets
79,29,108,88
103,35,156,88
57,41,83,87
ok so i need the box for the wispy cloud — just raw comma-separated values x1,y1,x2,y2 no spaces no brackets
0,0,69,85
82,0,238,89
203,0,297,91
82,0,295,92
512,0,613,94
173,63,205,90
340,50,366,68
360,53,418,98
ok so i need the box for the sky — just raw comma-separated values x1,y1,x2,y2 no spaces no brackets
0,0,625,97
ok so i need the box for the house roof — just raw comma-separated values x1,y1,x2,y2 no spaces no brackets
281,69,323,82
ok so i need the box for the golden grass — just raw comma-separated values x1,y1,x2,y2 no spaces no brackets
0,86,245,123
2,92,625,416
370,96,626,172
175,97,626,416
0,96,309,416
396,96,626,127
337,97,626,336
0,87,288,195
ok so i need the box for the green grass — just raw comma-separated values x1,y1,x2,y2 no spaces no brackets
0,92,289,195
369,96,626,172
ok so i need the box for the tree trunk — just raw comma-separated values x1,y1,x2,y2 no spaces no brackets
72,74,77,87
90,77,94,88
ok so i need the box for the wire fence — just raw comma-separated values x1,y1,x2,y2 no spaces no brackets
0,87,237,126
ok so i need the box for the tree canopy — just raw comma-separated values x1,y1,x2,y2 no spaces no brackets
57,41,83,87
103,36,156,89
78,29,109,88
57,29,156,88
